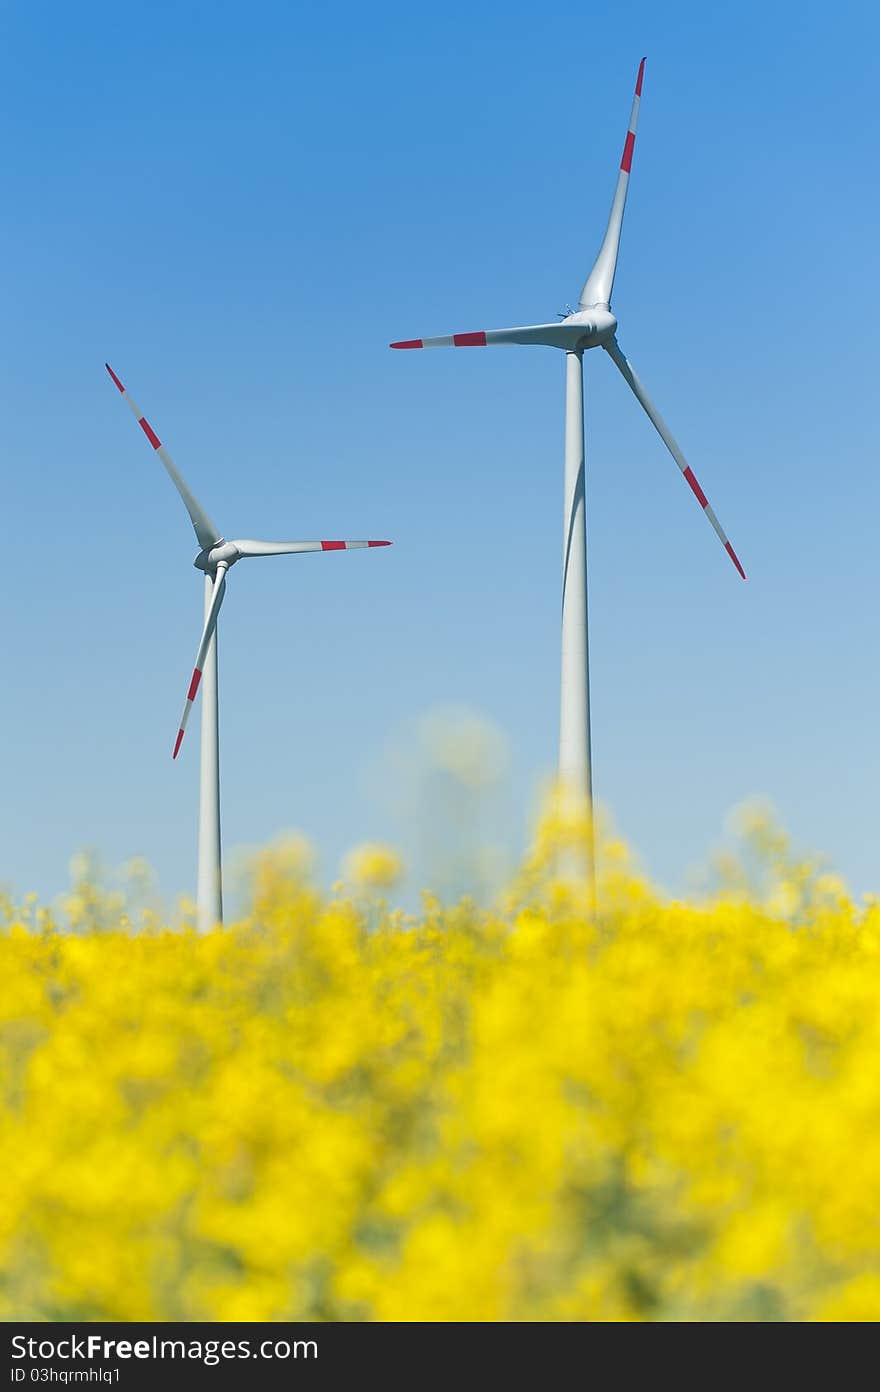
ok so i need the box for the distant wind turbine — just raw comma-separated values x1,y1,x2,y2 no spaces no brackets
391,58,745,831
106,363,391,930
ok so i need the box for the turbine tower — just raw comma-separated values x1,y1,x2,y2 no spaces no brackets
106,363,391,931
390,58,745,824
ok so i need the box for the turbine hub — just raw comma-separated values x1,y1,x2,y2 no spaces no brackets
561,306,618,347
194,540,240,572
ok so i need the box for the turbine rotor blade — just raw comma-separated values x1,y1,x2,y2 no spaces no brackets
391,323,596,351
232,539,391,556
603,338,746,580
173,564,228,760
579,57,646,309
105,363,221,551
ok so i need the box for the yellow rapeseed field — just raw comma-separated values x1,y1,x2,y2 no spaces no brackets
2,798,879,1322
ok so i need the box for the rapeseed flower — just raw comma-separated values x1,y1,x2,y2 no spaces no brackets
1,803,878,1321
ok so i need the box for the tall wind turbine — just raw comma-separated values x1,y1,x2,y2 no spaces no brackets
106,363,391,931
391,58,745,821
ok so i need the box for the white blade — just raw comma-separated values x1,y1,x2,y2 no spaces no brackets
391,324,587,351
579,58,646,310
173,565,228,760
603,338,747,580
233,539,391,556
106,363,221,551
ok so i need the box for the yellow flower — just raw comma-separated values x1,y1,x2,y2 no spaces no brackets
1,806,878,1321
344,843,404,892
812,1274,880,1322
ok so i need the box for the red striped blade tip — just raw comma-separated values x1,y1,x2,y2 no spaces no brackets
368,540,391,547
105,362,125,392
725,542,747,581
635,57,646,95
390,339,423,349
173,729,184,760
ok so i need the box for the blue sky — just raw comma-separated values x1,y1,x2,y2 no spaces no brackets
0,0,877,905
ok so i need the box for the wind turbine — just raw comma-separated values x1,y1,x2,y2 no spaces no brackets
391,58,745,828
105,362,391,931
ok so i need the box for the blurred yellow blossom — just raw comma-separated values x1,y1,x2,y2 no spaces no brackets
344,843,404,892
0,800,878,1321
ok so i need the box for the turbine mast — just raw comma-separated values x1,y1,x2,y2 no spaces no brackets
559,350,594,836
197,573,222,932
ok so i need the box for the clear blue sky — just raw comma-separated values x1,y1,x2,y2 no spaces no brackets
0,0,877,905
